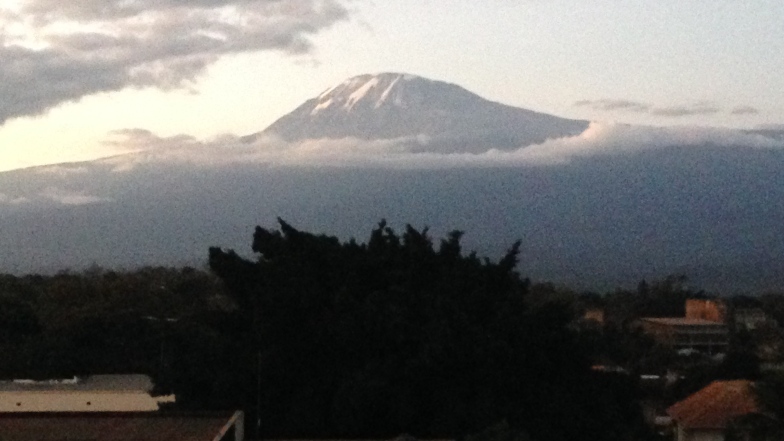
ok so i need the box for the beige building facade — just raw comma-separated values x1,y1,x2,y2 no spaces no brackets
0,374,174,412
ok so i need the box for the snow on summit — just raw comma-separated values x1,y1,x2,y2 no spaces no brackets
345,76,380,110
311,73,413,114
376,75,403,108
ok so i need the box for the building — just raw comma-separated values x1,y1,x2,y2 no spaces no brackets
637,299,731,352
667,380,761,441
0,374,174,412
582,308,605,325
685,299,727,323
0,411,244,441
639,318,729,352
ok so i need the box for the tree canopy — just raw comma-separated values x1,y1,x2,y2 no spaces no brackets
205,219,642,440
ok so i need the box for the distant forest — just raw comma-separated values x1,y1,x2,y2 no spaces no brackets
2,220,784,441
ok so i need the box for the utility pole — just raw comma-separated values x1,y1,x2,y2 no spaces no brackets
257,349,262,436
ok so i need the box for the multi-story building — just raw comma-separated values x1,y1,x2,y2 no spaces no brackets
684,299,727,323
639,317,729,352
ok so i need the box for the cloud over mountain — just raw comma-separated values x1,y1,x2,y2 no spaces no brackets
0,0,349,124
575,99,759,118
88,121,784,172
0,192,28,205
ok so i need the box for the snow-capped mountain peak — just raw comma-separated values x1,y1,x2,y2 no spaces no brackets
258,72,589,153
310,73,417,114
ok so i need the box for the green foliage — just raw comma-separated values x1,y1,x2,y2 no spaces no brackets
0,267,227,379
0,295,40,337
746,374,784,440
759,294,784,328
716,349,761,381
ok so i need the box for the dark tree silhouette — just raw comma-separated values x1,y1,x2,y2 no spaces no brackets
205,219,642,441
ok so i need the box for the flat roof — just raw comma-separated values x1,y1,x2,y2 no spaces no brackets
0,411,241,441
640,317,727,326
0,375,153,393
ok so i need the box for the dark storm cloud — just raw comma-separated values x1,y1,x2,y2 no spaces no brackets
573,99,651,113
576,99,725,118
0,0,350,124
650,103,721,117
731,106,760,115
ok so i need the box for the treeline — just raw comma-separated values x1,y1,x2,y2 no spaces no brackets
0,267,227,379
3,220,784,440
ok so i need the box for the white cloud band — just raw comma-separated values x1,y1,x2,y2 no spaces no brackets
98,122,784,171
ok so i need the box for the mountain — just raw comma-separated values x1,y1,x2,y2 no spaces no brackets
254,73,589,153
1,73,784,293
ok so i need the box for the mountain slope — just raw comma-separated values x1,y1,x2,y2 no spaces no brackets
3,142,784,293
256,73,589,153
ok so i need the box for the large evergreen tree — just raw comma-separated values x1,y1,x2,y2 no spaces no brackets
206,220,640,441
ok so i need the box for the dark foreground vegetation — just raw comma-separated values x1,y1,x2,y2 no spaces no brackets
2,220,784,440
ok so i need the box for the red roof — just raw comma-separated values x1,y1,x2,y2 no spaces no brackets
667,380,759,429
0,411,242,441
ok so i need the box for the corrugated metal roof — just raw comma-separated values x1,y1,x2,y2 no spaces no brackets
0,375,153,392
667,380,759,429
0,411,240,441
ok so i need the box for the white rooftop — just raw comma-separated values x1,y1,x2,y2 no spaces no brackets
0,374,154,393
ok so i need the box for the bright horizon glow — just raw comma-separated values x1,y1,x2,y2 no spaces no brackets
1,0,783,172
